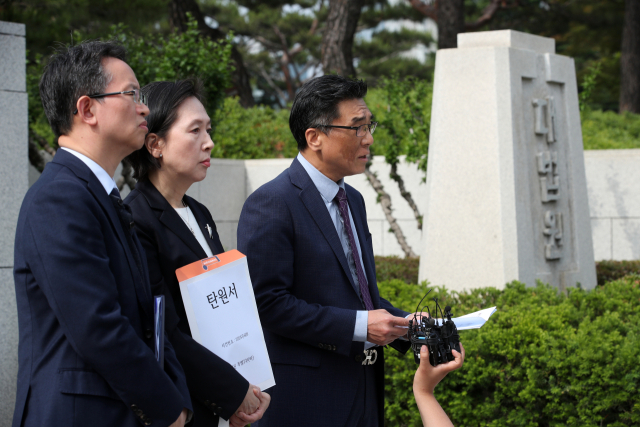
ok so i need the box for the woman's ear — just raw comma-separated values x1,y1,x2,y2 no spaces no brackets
145,134,164,159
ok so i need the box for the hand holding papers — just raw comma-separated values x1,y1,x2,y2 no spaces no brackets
452,307,497,330
176,250,275,391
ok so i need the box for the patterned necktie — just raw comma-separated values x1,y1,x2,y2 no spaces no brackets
109,187,144,279
334,187,374,310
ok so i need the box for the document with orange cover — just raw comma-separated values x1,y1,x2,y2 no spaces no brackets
176,250,275,391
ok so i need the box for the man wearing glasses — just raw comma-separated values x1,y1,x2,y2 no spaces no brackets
12,41,191,427
238,75,411,427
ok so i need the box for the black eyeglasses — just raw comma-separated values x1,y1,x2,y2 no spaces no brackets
73,89,147,115
314,122,378,137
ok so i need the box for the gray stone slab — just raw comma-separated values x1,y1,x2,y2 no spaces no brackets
195,159,246,222
591,218,612,261
458,29,555,54
420,30,596,291
584,149,640,218
0,91,28,267
214,221,239,252
0,267,18,423
0,34,26,92
612,218,640,260
245,158,291,195
0,21,25,36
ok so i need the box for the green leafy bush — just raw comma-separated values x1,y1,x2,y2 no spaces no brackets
375,256,640,289
366,77,432,174
374,255,420,284
379,278,640,426
595,260,640,286
27,15,234,148
210,97,298,159
111,17,232,117
581,109,640,150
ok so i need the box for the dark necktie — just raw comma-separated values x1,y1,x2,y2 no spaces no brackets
334,187,374,310
109,187,145,279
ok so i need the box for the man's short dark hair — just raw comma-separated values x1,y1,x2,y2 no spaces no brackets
39,40,127,138
126,79,206,181
289,75,368,151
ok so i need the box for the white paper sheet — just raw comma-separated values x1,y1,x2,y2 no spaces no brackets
452,306,497,330
180,256,275,391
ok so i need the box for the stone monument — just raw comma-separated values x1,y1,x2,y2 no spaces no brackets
0,20,27,422
418,30,597,292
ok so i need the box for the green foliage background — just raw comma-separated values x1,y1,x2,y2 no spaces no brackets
209,77,640,163
378,278,640,426
26,17,233,148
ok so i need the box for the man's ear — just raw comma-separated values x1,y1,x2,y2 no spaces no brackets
75,96,97,126
305,127,323,153
145,133,164,159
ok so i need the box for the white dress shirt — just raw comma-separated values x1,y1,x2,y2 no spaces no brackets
60,147,118,194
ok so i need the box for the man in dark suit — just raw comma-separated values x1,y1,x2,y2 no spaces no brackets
237,75,412,427
13,41,192,427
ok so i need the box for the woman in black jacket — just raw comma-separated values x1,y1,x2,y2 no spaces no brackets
124,79,270,427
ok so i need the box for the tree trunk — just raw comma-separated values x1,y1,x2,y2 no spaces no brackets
169,0,255,107
321,0,364,77
437,0,464,49
620,0,640,113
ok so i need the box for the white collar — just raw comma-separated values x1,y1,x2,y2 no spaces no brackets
60,147,117,195
296,152,345,204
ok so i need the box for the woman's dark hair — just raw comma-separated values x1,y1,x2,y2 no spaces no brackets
40,40,127,138
126,79,205,180
289,75,368,151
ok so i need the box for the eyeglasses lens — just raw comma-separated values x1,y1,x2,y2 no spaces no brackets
356,123,377,137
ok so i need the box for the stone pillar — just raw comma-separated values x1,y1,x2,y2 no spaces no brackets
0,20,27,422
418,30,597,291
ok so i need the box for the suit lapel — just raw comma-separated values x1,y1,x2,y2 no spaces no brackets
186,198,224,255
289,158,358,293
53,151,153,315
136,180,208,259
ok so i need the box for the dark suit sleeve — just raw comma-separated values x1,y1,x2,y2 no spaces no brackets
134,214,249,421
24,180,187,426
238,189,358,357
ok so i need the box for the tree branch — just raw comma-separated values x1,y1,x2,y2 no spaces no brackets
407,0,437,21
259,66,287,108
364,163,417,258
465,0,501,31
116,161,137,192
389,162,423,230
28,138,46,173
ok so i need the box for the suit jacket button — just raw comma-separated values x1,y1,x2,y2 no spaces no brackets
332,345,337,351
355,354,363,363
131,404,138,410
204,400,211,406
144,420,152,426
318,343,324,349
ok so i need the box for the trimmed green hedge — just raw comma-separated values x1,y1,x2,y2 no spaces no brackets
375,256,640,288
379,278,640,426
374,255,420,284
596,260,640,287
581,109,640,150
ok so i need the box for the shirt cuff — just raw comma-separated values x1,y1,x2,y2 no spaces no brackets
353,310,368,342
354,310,377,349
